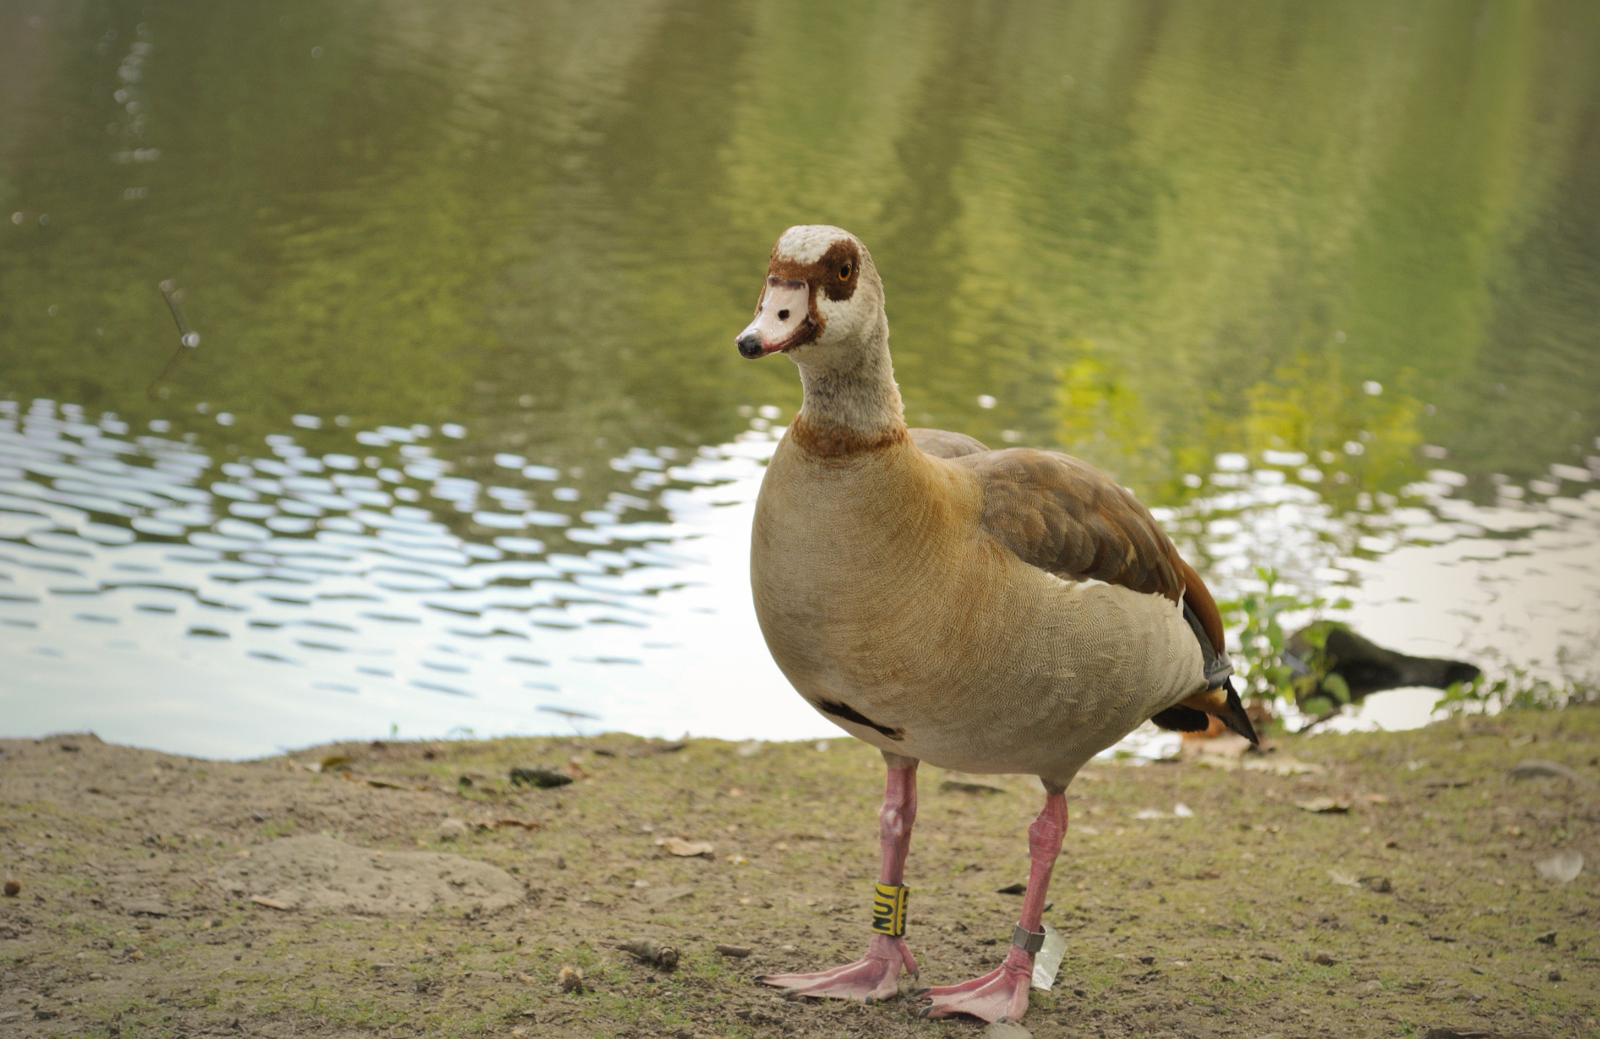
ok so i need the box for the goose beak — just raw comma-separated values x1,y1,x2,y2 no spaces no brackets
737,278,811,358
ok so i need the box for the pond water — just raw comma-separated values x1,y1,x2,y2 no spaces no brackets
3,1,1598,758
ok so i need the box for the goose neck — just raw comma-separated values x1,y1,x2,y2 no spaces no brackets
792,329,906,457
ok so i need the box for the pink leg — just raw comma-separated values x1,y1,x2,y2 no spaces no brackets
758,753,920,1002
920,787,1068,1023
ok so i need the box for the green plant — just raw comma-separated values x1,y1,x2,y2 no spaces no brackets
1291,621,1353,719
1434,664,1595,716
1220,567,1348,716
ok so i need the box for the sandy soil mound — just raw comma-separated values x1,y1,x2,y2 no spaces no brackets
213,834,524,915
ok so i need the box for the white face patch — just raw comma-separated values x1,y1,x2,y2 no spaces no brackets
775,224,849,265
739,279,811,355
812,293,855,340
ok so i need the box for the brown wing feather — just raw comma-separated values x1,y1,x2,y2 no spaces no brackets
1174,555,1227,654
951,448,1184,601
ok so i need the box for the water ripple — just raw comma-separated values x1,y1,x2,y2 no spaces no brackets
4,393,1596,757
0,398,801,755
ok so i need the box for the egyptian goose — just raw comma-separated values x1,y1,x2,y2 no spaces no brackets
736,226,1257,1023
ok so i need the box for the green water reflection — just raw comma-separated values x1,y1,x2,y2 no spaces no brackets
3,0,1598,508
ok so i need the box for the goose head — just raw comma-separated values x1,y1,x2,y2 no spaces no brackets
736,225,887,367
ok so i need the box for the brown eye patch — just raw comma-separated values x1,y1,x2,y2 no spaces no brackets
818,241,860,302
764,236,862,343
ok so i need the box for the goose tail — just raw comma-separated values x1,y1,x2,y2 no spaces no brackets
1217,678,1259,745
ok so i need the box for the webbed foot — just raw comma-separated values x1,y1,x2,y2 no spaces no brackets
917,949,1032,1022
757,934,917,1003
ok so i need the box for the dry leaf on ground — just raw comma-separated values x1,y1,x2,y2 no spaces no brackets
1244,757,1326,776
659,837,715,857
1508,759,1586,783
1535,850,1583,883
1296,797,1352,813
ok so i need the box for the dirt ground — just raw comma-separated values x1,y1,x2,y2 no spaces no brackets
1,708,1596,1039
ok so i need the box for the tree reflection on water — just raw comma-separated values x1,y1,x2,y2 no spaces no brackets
0,1,1596,753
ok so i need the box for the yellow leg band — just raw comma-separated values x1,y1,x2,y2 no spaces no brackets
870,883,910,937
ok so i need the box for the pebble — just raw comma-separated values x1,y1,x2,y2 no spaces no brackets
716,945,752,958
438,818,468,840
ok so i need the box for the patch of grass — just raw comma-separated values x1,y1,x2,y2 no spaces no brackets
260,818,295,838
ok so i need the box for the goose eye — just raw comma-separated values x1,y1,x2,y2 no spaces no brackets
839,263,852,281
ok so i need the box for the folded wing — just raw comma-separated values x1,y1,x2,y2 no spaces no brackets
952,447,1185,601
935,442,1257,743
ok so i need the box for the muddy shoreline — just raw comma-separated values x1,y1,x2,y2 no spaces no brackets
1,711,1596,1038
